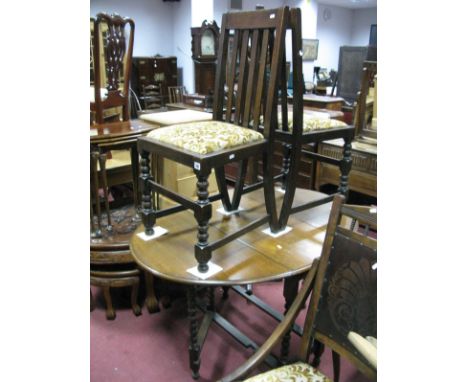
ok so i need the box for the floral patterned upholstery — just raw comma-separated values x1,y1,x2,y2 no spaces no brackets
278,111,347,132
146,121,264,155
244,362,331,382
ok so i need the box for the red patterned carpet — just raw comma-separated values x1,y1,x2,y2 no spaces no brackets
91,281,372,382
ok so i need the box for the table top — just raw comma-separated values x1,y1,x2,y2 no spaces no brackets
288,94,344,104
90,119,157,145
130,188,333,286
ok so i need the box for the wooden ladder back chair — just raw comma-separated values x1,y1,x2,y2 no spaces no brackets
253,8,355,233
91,13,135,124
353,60,377,141
137,7,291,274
221,195,377,382
168,86,186,104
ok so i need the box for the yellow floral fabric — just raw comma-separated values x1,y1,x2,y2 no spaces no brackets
244,362,331,382
261,112,347,132
146,121,264,155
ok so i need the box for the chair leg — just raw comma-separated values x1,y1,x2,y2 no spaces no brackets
337,137,352,200
221,286,229,300
90,289,95,312
144,271,160,313
311,340,325,367
194,172,212,273
280,274,301,364
131,279,142,317
140,149,156,235
332,350,341,382
102,286,116,320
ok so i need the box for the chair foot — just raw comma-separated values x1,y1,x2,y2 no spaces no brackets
131,283,142,316
144,272,160,313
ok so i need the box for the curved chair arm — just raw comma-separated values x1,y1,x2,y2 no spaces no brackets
347,332,377,369
219,259,319,382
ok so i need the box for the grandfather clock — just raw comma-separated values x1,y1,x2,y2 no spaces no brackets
191,20,219,96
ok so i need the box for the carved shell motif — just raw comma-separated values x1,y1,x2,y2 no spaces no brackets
327,257,377,338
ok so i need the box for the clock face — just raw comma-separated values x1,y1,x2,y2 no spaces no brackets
201,30,215,56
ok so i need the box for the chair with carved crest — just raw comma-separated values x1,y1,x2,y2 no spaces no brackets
220,195,377,382
137,7,293,274
90,14,159,320
90,13,134,124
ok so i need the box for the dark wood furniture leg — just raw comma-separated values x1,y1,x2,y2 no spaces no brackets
144,271,160,313
130,145,141,217
337,138,352,199
140,149,156,235
280,274,302,364
187,286,201,379
102,286,116,320
332,350,341,382
194,171,212,272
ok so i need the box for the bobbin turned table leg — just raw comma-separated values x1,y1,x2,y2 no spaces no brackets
187,286,201,379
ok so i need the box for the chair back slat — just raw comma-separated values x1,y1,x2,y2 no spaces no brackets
212,6,288,141
233,30,250,125
224,30,240,123
242,29,260,128
251,29,270,130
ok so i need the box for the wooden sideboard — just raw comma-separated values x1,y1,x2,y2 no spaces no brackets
315,139,377,197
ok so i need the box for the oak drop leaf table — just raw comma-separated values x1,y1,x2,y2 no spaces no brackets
130,187,334,378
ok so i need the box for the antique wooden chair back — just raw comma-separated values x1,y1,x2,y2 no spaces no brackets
221,195,377,382
300,200,377,380
168,86,186,104
211,7,302,228
91,13,135,124
353,60,377,141
269,8,355,233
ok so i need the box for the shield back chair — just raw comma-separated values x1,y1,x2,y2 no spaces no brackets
221,195,377,382
265,7,355,232
138,6,292,273
90,13,135,125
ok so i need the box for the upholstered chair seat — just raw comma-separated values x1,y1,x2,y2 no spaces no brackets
244,362,331,382
276,111,347,132
146,120,264,155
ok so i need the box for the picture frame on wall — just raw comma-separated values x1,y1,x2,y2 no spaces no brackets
303,39,319,61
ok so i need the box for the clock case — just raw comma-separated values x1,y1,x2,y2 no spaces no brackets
191,20,220,96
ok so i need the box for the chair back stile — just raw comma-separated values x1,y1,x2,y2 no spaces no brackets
91,13,135,124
